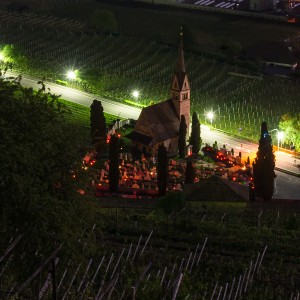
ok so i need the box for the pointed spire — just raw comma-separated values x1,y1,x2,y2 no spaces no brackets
177,27,186,73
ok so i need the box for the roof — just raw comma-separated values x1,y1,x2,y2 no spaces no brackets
126,98,180,146
173,71,188,91
125,131,152,145
245,41,296,65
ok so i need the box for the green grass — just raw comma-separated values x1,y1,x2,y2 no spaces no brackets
124,99,147,107
58,98,118,127
186,200,247,210
49,1,299,51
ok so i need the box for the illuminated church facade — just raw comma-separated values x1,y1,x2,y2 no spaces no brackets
127,33,190,157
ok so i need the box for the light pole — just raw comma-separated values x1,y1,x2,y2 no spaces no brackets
269,129,284,152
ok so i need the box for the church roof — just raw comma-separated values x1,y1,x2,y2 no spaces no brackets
126,98,180,146
126,131,152,145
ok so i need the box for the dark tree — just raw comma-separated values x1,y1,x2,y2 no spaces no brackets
90,99,107,154
178,115,187,158
190,112,201,155
0,79,98,264
252,122,276,201
157,144,168,196
108,134,120,192
185,160,195,184
246,156,250,165
249,182,255,201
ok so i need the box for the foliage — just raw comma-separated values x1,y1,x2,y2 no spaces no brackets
252,122,275,201
89,9,118,34
90,99,107,155
0,79,99,270
158,191,185,214
108,134,120,192
185,160,195,184
157,144,168,196
279,113,300,152
190,111,201,155
0,44,27,70
184,176,244,201
124,99,146,107
178,115,187,158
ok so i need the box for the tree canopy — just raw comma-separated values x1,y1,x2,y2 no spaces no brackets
178,115,187,158
252,122,275,201
108,134,120,192
0,78,98,269
279,113,300,152
185,160,195,184
190,112,201,155
90,99,107,155
157,144,168,196
89,9,118,34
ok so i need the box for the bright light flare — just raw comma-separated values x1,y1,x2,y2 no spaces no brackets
207,111,214,124
278,131,284,140
132,90,139,98
0,52,4,61
66,70,77,80
207,112,214,119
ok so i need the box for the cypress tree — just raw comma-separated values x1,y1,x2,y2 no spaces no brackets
252,122,276,201
157,144,168,196
190,112,201,155
90,99,107,154
185,160,195,184
109,134,120,192
178,115,187,158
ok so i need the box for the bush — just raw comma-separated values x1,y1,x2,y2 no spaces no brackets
158,191,185,214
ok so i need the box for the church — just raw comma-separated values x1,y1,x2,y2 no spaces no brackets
126,32,191,157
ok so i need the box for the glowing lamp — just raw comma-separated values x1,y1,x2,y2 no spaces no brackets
132,90,139,98
67,70,77,80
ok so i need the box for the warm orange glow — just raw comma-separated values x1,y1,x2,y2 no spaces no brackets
77,188,85,195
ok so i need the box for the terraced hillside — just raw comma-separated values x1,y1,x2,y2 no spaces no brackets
0,9,299,141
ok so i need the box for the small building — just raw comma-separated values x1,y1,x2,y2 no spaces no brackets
127,32,190,157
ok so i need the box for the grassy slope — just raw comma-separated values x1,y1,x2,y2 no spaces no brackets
49,1,299,52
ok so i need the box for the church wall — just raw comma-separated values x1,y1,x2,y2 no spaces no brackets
133,136,179,158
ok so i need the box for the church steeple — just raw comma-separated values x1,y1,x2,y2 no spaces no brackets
170,29,190,134
177,29,186,73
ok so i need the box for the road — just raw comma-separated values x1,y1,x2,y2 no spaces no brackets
201,126,300,199
7,72,300,199
6,71,141,120
201,125,300,175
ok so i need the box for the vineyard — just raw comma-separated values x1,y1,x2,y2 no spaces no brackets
0,9,299,142
2,202,300,299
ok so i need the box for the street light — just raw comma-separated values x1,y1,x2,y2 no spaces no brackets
132,90,139,99
66,70,77,80
269,129,284,152
277,131,284,152
207,111,214,125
